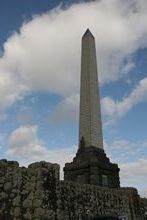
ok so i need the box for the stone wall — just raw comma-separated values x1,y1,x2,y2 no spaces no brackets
0,160,59,220
57,181,142,220
140,198,147,219
0,160,146,220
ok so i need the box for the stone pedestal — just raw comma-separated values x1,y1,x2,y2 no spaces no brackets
64,146,120,188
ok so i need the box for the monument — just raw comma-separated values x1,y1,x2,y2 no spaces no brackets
64,29,120,188
0,29,146,219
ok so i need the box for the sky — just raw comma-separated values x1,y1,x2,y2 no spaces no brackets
0,0,147,197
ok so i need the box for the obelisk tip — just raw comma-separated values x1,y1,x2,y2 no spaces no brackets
82,29,94,39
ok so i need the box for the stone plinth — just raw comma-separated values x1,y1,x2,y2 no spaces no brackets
64,146,120,188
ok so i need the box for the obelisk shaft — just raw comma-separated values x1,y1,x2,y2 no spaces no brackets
79,29,103,149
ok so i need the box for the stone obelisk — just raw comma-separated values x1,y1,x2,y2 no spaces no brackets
79,29,103,149
64,29,120,188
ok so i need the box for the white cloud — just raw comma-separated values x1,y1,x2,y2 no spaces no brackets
104,139,147,197
121,62,135,75
0,71,29,120
120,159,147,191
139,188,147,198
101,77,147,126
7,125,46,160
6,125,76,178
105,139,147,164
50,94,79,123
0,0,147,118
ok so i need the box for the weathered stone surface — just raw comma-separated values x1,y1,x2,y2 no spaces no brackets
13,207,21,217
0,159,59,220
4,182,12,191
64,146,120,188
0,159,146,220
33,199,42,207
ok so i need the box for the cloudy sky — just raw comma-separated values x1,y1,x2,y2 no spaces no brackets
0,0,147,197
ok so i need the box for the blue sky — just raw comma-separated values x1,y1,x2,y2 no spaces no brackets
0,0,147,197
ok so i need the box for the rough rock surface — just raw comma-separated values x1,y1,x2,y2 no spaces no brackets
0,160,59,220
0,159,146,220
